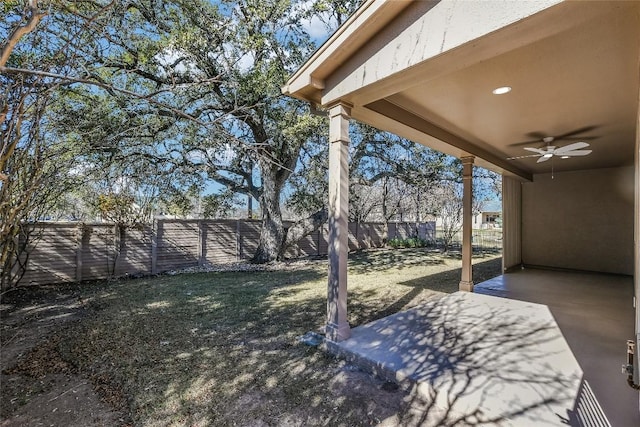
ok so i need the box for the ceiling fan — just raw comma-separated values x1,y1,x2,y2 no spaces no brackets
507,126,597,163
508,138,592,163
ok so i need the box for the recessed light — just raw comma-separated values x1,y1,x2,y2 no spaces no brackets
492,86,512,95
561,156,569,159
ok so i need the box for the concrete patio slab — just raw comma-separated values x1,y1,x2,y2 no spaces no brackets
327,291,608,426
475,268,638,427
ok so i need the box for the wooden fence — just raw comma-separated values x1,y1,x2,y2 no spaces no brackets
18,220,436,285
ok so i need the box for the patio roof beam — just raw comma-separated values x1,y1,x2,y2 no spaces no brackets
366,99,532,181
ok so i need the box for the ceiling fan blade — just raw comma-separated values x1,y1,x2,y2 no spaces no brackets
523,147,546,154
525,131,548,140
537,155,552,163
560,149,592,157
558,135,598,141
554,125,598,140
510,139,544,147
510,126,599,147
554,142,590,154
507,154,541,160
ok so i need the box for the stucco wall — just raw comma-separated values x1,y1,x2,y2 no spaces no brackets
522,166,634,275
503,176,523,271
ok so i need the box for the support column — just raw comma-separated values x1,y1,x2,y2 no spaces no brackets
459,156,474,292
326,102,351,342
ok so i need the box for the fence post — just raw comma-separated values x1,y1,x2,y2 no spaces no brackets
113,224,121,277
198,220,204,266
236,220,241,261
76,223,84,282
9,231,19,287
354,222,359,250
151,220,158,274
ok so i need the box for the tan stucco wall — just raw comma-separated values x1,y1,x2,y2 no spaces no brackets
503,176,522,271
522,166,634,275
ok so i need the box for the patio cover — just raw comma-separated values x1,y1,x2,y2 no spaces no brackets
282,1,640,395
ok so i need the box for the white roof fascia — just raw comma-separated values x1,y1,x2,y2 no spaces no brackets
282,0,412,103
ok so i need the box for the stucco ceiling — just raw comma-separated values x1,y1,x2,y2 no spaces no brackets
382,2,639,177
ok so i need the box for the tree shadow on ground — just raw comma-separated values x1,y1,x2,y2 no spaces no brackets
348,257,503,326
1,254,511,427
348,248,448,274
348,247,501,275
332,292,587,426
4,267,408,426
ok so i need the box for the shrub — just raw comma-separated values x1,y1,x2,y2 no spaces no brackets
388,237,403,248
387,236,429,249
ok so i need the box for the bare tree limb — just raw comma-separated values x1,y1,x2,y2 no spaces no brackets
0,0,47,68
281,208,328,257
0,66,211,126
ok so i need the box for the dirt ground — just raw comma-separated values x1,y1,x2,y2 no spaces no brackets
0,282,410,427
0,285,129,427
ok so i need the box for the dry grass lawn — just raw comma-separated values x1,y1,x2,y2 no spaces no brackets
1,248,501,426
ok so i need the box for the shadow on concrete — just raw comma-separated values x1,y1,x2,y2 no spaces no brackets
475,269,636,427
328,292,595,426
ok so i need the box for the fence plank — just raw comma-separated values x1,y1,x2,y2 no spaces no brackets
204,220,237,264
348,223,359,251
17,220,442,285
156,220,200,271
81,224,116,280
20,224,78,285
114,226,153,277
238,220,260,260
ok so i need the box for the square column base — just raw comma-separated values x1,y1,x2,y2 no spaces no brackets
459,281,474,292
326,321,351,342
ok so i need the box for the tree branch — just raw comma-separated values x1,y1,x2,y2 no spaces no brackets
209,171,253,197
281,208,328,256
0,66,210,126
0,1,47,68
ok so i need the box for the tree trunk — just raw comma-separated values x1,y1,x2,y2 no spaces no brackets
280,208,328,259
251,164,328,263
251,166,285,263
